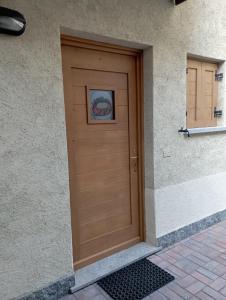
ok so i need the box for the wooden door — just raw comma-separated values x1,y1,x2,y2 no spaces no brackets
61,36,143,269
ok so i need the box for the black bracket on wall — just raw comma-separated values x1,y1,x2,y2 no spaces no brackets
178,127,190,137
215,73,223,81
214,107,223,118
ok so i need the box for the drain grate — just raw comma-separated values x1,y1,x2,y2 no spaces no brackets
97,258,174,300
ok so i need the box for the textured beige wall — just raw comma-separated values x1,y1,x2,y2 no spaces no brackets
1,0,226,299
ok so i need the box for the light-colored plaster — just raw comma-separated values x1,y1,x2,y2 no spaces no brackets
1,0,226,299
155,171,226,237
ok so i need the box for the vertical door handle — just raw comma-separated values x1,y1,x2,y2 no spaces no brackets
130,156,138,172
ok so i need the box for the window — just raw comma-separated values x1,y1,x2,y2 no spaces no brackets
86,86,117,124
186,59,218,128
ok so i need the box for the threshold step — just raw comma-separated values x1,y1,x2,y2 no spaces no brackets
70,242,161,293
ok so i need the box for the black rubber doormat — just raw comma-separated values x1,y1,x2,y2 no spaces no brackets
97,258,174,300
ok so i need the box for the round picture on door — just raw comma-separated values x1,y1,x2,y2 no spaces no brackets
89,90,115,121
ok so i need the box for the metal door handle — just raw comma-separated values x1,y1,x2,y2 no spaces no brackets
130,156,138,172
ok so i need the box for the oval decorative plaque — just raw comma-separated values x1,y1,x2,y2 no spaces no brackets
89,89,115,121
92,97,112,117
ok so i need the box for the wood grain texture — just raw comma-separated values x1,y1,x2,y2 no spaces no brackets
61,36,144,269
187,59,218,128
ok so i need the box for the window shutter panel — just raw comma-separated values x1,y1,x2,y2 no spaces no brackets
186,59,218,128
186,60,202,128
199,62,217,127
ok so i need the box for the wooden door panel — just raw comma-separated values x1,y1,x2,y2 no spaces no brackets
72,87,128,106
79,230,140,263
75,140,128,158
78,180,130,210
74,169,130,192
80,196,131,224
75,152,129,175
71,104,129,130
80,213,131,242
61,37,143,269
65,46,134,73
72,68,128,89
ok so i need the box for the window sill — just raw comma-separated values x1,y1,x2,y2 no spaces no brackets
178,126,226,137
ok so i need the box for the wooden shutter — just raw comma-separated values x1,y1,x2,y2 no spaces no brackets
186,59,218,128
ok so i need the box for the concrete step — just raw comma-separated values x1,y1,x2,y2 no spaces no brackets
70,242,161,293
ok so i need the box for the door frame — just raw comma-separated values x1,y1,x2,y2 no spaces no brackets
61,35,145,266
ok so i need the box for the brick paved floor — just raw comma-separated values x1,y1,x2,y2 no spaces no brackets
61,220,226,299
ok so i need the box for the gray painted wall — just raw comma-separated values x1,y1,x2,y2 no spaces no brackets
1,0,226,299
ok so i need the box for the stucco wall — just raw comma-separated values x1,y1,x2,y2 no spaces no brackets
1,0,226,299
